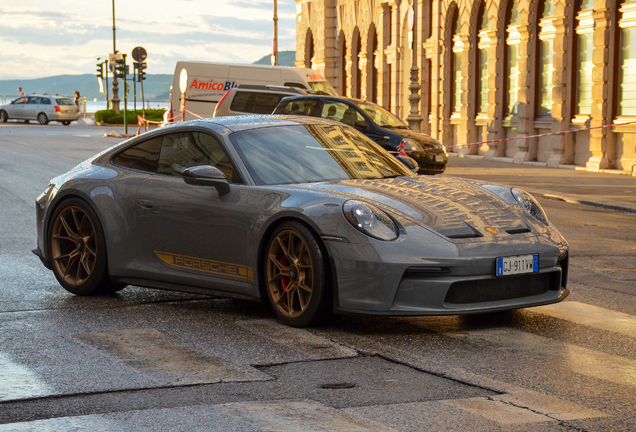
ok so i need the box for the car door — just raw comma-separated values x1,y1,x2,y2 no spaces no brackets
8,97,28,119
25,97,41,119
135,130,253,294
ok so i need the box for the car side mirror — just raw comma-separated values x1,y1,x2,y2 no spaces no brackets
182,165,231,196
395,155,420,173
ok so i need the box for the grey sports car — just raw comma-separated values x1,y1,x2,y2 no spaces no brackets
34,115,569,327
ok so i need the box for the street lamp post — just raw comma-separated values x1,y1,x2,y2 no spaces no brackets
406,0,423,132
273,0,279,66
110,0,121,113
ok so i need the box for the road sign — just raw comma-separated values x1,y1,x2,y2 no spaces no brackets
132,46,147,62
179,68,188,94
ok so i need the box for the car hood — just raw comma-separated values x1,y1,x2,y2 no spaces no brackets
383,127,442,149
312,176,532,240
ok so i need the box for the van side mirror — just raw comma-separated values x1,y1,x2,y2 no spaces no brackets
182,165,231,196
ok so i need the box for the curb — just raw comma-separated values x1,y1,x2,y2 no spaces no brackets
529,190,636,215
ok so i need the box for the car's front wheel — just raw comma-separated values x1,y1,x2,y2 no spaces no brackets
48,198,124,295
38,113,49,125
264,221,331,327
61,121,71,126
0,110,7,123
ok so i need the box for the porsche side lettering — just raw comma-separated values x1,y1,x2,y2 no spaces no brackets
155,251,254,282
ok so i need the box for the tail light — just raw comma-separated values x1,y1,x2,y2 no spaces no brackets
214,89,231,117
55,106,60,112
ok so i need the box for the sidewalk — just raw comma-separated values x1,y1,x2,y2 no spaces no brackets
445,154,636,214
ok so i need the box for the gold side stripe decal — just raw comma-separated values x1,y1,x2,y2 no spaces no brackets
155,251,254,282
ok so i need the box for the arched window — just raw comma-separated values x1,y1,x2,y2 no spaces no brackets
505,2,520,115
371,30,379,103
537,0,556,115
476,2,489,114
451,12,462,113
575,0,595,116
353,31,362,99
340,36,348,96
305,29,315,69
618,2,636,116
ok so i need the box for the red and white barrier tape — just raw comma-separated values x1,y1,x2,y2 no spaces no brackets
456,119,636,149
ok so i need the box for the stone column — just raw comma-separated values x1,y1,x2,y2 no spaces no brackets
513,23,532,163
458,33,472,153
547,16,569,168
483,29,502,159
314,0,338,86
587,7,612,171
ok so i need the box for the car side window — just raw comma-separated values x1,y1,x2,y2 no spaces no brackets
229,91,286,115
15,97,28,105
41,98,51,105
157,132,240,183
112,136,162,172
283,99,320,116
321,102,366,129
27,97,40,104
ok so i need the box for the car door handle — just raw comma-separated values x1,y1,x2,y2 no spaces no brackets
139,199,157,210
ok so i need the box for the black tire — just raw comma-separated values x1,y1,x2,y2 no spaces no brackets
38,113,49,125
0,110,7,123
48,198,123,295
61,120,71,126
264,221,331,327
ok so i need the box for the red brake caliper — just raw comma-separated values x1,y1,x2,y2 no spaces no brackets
280,256,290,291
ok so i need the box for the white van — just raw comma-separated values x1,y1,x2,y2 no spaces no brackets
167,62,337,122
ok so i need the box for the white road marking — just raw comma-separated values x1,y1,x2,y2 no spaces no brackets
441,397,550,424
75,329,269,385
239,319,358,359
532,301,636,339
451,329,636,387
0,353,52,402
217,399,399,432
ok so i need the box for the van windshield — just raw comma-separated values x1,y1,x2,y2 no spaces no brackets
310,81,338,96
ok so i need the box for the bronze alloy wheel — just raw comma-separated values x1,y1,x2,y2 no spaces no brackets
51,205,98,287
266,229,315,319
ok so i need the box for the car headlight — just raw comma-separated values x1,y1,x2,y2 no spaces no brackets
400,138,423,151
343,200,399,241
512,188,549,225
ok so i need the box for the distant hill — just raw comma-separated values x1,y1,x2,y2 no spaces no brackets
253,51,297,67
0,74,173,102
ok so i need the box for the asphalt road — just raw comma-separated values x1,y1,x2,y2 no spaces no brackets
1,123,635,431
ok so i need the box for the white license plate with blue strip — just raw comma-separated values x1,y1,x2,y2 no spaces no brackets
496,254,539,276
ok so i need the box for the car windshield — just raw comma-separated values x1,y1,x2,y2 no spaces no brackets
309,81,338,96
230,124,414,185
355,101,408,129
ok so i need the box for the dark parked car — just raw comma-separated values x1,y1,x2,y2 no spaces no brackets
273,95,448,174
34,115,569,328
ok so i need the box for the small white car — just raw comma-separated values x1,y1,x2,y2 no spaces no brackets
0,94,80,125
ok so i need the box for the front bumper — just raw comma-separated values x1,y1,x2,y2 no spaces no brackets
327,239,569,316
410,150,448,174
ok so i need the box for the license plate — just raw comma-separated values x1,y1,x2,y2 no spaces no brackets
435,155,444,162
496,254,539,276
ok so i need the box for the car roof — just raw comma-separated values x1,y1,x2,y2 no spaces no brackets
167,114,341,133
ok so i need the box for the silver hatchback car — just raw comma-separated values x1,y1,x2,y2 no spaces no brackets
0,94,80,125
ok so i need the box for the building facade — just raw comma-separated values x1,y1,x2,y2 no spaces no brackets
294,0,636,172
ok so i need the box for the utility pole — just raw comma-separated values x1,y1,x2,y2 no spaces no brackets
272,0,278,66
110,0,121,113
406,1,423,132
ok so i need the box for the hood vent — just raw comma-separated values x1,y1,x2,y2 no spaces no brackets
505,227,532,235
439,223,484,239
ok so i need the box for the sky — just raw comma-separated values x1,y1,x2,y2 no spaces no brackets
0,0,297,80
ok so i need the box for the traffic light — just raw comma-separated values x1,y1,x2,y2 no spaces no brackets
114,57,126,79
96,61,103,79
138,62,147,82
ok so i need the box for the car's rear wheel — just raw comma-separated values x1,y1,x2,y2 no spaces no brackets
48,198,124,295
61,121,71,126
38,113,49,125
265,221,331,327
0,110,7,122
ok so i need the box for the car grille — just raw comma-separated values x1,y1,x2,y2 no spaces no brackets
444,271,562,304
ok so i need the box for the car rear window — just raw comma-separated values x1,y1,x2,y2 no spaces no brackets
55,98,74,105
41,98,51,105
229,92,287,115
